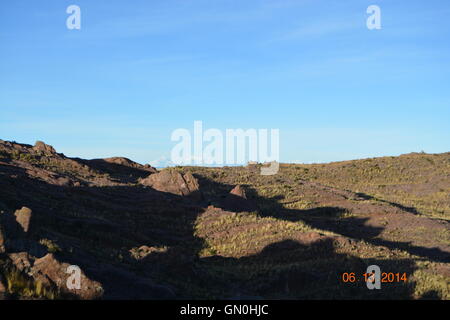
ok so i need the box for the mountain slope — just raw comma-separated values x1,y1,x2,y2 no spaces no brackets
0,140,448,300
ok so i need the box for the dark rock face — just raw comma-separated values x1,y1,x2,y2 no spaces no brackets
139,170,201,199
91,264,175,300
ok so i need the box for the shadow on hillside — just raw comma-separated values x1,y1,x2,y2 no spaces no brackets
200,238,418,299
195,175,450,264
354,192,421,216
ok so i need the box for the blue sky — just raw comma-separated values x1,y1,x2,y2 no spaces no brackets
1,0,449,165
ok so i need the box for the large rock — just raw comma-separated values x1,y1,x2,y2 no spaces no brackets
30,253,103,300
14,207,32,233
8,252,33,272
220,185,257,212
33,141,56,155
139,170,200,199
229,185,247,199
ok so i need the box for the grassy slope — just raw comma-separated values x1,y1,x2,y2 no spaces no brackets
183,156,450,299
285,152,450,220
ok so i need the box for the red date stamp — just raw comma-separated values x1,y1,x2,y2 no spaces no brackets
342,272,407,283
341,265,407,289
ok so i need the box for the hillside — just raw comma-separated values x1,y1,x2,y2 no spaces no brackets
0,140,449,300
286,153,450,220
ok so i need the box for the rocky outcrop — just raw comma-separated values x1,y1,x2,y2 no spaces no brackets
33,141,56,155
7,252,103,299
31,253,103,300
79,157,157,184
139,170,201,199
8,252,33,272
102,157,157,172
